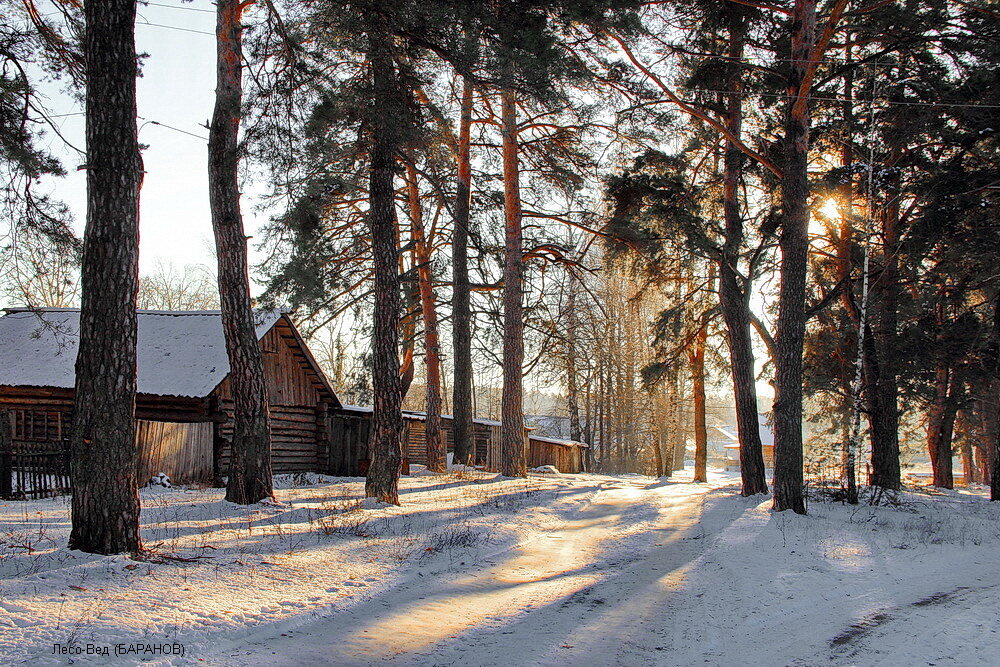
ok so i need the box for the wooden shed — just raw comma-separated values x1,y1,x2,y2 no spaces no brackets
527,434,589,473
0,308,339,495
328,407,590,474
326,407,499,476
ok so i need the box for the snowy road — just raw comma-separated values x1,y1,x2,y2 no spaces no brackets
218,477,714,666
3,471,998,666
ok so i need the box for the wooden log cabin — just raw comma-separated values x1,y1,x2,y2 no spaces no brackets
0,308,339,489
326,406,498,475
328,406,589,474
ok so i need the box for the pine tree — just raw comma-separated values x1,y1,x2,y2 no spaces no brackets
210,0,274,505
69,0,142,555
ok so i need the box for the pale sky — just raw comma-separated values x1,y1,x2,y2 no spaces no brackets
22,1,778,401
35,0,266,281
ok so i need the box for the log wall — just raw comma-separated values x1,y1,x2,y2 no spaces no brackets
213,320,331,476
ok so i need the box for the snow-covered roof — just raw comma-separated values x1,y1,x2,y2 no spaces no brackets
337,406,589,447
336,405,504,430
528,434,590,449
0,308,282,398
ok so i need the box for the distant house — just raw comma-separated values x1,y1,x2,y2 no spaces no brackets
712,416,775,469
0,308,339,493
329,407,590,474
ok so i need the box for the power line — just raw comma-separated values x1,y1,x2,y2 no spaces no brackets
42,112,207,141
138,117,209,141
140,1,216,13
135,20,214,36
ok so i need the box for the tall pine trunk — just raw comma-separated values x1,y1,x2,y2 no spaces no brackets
927,356,957,489
210,0,273,505
499,85,526,477
690,304,709,483
69,0,143,555
365,28,404,502
451,76,475,466
837,39,858,494
869,160,902,490
992,296,1000,501
566,275,583,443
406,161,446,472
992,390,1000,500
772,0,816,515
718,2,768,496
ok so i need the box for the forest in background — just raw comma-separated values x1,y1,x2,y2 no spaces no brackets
2,0,999,553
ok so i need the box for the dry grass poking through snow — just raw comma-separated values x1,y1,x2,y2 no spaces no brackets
0,469,572,663
2,471,999,666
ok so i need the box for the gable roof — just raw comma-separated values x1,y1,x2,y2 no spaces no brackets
0,308,336,401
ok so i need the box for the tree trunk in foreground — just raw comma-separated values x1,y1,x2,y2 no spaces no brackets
406,161,446,473
210,0,273,505
69,0,142,554
500,85,526,478
992,298,1000,501
993,400,1000,499
365,28,404,503
718,2,768,496
451,76,475,467
772,0,816,515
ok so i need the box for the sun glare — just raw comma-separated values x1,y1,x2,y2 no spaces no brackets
820,197,842,221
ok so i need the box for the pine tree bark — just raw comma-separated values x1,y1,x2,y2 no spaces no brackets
451,76,475,466
69,0,143,554
927,358,957,489
566,276,583,443
365,28,404,502
837,39,857,491
992,394,1000,499
772,0,816,515
992,297,1000,501
499,85,526,478
690,307,709,483
406,160,446,472
718,2,768,496
958,413,977,485
868,159,902,490
209,0,273,505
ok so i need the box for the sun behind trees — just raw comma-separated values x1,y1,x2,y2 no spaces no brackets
4,0,996,567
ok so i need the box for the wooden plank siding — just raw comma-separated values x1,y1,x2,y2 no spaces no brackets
326,410,501,475
136,420,213,484
527,437,587,473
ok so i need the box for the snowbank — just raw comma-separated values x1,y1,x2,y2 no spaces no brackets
1,470,997,665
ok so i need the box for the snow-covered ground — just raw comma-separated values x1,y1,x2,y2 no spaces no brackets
1,469,998,665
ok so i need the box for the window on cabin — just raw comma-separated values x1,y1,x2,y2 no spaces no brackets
10,410,65,442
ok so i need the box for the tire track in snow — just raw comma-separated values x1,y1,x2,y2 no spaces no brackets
215,478,715,666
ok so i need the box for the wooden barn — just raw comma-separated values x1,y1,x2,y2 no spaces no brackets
327,407,499,475
328,406,589,474
0,308,339,496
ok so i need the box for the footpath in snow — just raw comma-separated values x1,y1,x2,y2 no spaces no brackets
1,469,998,665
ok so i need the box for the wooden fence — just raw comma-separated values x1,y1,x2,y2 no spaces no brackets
1,410,215,499
1,410,71,500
